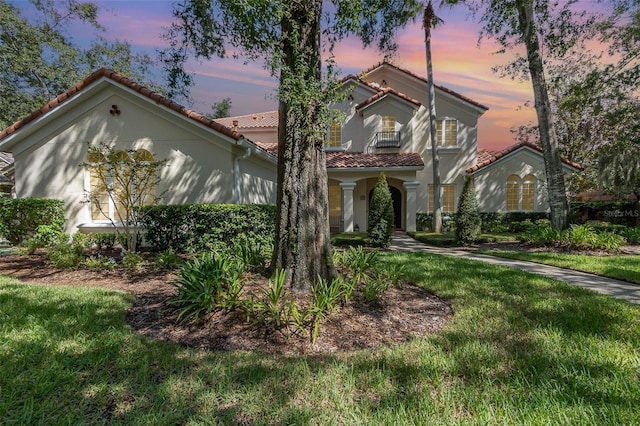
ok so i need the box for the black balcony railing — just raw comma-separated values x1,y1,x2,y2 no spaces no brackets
375,131,401,148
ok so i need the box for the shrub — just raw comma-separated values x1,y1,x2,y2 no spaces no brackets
154,248,183,270
246,269,305,336
455,176,481,245
84,255,117,270
592,232,626,252
0,198,65,245
564,224,598,250
519,225,563,245
336,246,379,284
231,233,272,271
367,173,394,247
121,252,146,272
140,204,275,253
20,225,68,255
171,252,244,322
619,227,640,244
87,233,117,251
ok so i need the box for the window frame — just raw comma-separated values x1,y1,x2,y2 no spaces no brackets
428,184,456,214
87,149,157,222
506,174,536,212
326,120,342,148
434,118,459,148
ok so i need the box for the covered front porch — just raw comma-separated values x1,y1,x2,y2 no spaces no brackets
328,175,420,233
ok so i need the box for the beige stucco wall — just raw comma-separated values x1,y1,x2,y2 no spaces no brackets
10,80,276,232
360,66,483,214
472,148,549,212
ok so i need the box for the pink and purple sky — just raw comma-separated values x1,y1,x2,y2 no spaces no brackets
16,0,542,151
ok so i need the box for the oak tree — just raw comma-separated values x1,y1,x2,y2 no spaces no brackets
166,0,423,290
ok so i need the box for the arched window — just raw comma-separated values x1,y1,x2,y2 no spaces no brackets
506,174,536,211
521,174,536,211
88,150,108,221
133,149,156,207
88,148,157,222
506,175,520,211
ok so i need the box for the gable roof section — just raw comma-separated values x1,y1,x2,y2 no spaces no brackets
327,152,424,169
361,60,489,112
0,68,247,148
254,142,424,170
339,76,422,111
216,111,279,129
467,141,582,174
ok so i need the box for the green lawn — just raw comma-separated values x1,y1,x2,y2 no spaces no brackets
480,251,640,284
2,252,639,424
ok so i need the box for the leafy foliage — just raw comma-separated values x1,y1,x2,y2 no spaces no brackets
46,233,88,269
0,198,65,245
455,175,481,246
83,143,166,253
207,97,232,119
519,223,628,252
140,204,275,253
367,173,394,247
0,0,159,130
171,252,245,322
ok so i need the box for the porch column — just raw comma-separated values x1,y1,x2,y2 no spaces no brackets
403,181,420,232
340,182,357,232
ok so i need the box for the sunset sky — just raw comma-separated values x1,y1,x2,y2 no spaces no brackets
14,0,542,151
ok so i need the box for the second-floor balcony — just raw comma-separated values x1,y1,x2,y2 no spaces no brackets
375,131,401,148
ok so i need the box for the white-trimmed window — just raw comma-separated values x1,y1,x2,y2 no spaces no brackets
326,121,342,147
428,184,456,213
506,174,536,211
435,119,458,147
88,149,156,221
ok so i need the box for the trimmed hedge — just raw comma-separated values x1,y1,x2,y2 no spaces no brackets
417,211,551,233
139,204,276,253
0,198,65,245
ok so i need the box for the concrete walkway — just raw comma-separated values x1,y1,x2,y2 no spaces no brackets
389,232,640,305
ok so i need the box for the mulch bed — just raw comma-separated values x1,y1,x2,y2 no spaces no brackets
0,251,453,355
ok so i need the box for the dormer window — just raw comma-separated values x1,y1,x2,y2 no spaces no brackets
376,115,401,148
435,118,458,147
326,121,342,147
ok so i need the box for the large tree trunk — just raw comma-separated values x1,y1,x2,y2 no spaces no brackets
518,1,569,230
424,1,443,233
271,0,337,290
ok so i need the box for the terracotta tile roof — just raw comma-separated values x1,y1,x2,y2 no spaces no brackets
326,152,424,169
254,141,278,156
251,143,424,170
361,60,489,111
466,141,583,173
477,148,495,164
0,68,243,143
355,84,421,111
216,111,279,129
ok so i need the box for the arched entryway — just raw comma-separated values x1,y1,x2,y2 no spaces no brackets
369,185,402,229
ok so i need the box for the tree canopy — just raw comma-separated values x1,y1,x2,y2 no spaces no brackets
0,0,158,129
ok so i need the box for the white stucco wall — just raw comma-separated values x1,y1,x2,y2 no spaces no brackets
472,148,549,212
8,80,277,232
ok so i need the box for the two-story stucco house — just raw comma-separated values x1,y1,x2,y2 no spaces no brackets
218,61,581,232
0,61,580,235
